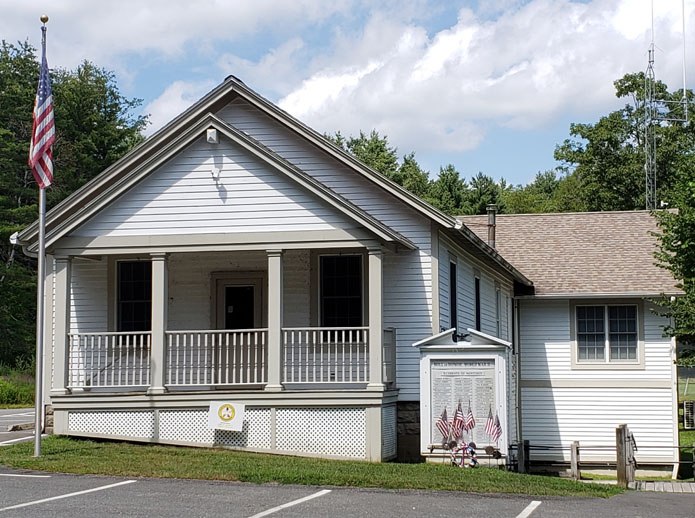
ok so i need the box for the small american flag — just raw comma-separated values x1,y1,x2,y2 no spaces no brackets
464,400,475,432
484,407,495,437
28,32,55,189
452,402,465,439
435,408,450,442
492,414,503,443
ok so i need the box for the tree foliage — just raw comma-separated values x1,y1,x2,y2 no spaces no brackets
653,176,695,354
555,72,695,211
0,41,147,366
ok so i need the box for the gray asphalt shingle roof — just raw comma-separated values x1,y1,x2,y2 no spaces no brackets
458,210,679,296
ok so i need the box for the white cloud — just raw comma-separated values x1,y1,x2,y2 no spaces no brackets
142,80,215,136
0,0,354,70
271,0,694,154
8,0,693,162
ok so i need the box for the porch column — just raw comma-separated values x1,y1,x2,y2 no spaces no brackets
148,253,168,395
367,246,384,390
266,249,284,391
51,255,72,395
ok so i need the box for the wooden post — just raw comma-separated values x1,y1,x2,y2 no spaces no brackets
570,441,580,481
518,439,529,473
616,424,627,488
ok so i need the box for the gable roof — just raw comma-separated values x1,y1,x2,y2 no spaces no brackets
18,112,415,251
16,75,531,286
458,210,679,296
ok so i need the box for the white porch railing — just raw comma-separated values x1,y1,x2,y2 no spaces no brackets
166,329,268,386
68,332,151,388
282,327,369,383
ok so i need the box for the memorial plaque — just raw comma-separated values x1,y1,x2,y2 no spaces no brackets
430,359,496,446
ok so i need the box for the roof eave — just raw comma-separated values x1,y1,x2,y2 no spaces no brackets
453,225,533,286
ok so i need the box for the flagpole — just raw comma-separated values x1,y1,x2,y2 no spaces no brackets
33,14,49,458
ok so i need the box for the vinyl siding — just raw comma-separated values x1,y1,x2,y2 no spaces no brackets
73,136,358,237
69,258,108,333
438,236,512,339
217,98,433,399
521,387,675,461
519,298,676,461
167,250,310,330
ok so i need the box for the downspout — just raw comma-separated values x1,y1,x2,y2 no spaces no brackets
514,297,522,445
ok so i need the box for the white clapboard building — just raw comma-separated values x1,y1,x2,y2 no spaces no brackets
16,77,679,466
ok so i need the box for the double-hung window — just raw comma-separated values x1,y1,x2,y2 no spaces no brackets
320,255,362,327
117,261,152,332
575,304,639,364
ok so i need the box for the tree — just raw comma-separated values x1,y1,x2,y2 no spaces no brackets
653,176,695,360
555,73,695,211
426,164,465,214
0,41,147,366
345,130,399,179
392,152,429,198
465,172,505,215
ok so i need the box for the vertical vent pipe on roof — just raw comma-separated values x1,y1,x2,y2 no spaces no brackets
487,204,497,249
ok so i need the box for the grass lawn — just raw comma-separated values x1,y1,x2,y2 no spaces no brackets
0,436,621,497
678,377,695,400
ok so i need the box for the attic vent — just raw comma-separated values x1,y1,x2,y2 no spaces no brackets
685,401,695,430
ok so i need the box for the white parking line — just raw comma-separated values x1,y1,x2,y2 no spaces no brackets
0,480,137,512
248,489,332,518
516,500,542,518
0,473,51,478
0,413,33,418
0,434,45,446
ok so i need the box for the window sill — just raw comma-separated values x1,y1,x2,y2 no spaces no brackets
571,360,644,370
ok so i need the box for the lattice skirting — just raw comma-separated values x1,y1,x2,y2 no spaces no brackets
64,405,387,460
276,407,366,458
69,411,154,438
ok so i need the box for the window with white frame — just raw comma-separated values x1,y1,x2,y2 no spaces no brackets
576,305,638,362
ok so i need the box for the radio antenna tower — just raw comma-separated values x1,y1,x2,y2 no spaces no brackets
644,0,689,210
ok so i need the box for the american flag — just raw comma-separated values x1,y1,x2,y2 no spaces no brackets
435,408,450,442
484,407,495,437
452,402,465,439
492,414,503,443
28,32,55,189
464,400,475,432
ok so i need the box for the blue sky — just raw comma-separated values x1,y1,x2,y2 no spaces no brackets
4,0,693,185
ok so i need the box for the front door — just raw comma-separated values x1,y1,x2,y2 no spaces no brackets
213,274,265,384
224,285,255,329
215,275,264,330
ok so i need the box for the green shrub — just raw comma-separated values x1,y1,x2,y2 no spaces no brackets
0,370,34,406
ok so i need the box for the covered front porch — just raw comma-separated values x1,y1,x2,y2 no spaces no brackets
52,246,397,395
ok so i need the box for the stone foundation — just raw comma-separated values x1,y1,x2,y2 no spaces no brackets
397,401,423,462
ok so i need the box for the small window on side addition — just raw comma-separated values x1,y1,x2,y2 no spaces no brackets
575,304,640,366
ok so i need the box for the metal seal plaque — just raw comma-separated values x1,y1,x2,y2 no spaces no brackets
208,401,245,431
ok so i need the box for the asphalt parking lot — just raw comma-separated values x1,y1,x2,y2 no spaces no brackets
1,465,694,518
0,408,35,446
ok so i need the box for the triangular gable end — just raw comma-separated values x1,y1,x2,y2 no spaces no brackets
71,124,362,239
31,114,414,252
